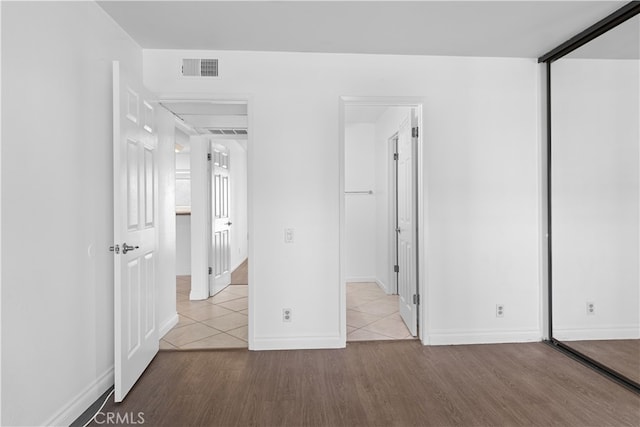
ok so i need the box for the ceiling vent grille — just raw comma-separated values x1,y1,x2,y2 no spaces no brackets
182,59,218,77
208,128,247,136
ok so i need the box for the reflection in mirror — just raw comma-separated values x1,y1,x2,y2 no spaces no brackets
551,14,640,384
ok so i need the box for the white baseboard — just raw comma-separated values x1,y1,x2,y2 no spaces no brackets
345,277,390,294
375,279,390,294
43,367,114,427
427,329,541,346
251,336,344,350
345,276,377,283
554,325,640,341
209,282,230,297
190,289,209,300
159,313,179,338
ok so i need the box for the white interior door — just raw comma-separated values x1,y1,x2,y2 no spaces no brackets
397,113,418,336
209,143,232,295
112,61,158,402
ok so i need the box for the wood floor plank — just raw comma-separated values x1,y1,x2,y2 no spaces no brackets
563,339,640,384
92,341,640,426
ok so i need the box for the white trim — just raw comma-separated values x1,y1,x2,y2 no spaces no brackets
0,3,3,423
159,313,179,338
252,336,343,351
157,94,254,350
375,278,390,294
537,63,549,341
157,93,252,103
338,100,347,348
388,133,398,297
345,276,377,283
190,135,210,300
173,115,198,136
554,326,640,341
246,98,255,350
339,96,429,348
43,368,114,427
429,329,541,346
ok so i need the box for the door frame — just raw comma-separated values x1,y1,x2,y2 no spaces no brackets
157,93,254,350
389,133,399,296
339,96,428,345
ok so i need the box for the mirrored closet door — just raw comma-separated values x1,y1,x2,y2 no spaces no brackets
549,8,640,388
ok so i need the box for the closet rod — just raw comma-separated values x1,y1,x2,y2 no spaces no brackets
344,190,373,194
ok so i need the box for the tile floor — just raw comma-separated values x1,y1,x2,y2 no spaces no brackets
347,282,414,342
160,276,248,350
161,278,412,349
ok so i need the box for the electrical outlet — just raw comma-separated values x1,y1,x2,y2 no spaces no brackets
586,301,595,316
496,304,505,318
283,308,292,322
284,228,294,243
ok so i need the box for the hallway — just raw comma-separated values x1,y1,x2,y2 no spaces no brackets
160,276,248,349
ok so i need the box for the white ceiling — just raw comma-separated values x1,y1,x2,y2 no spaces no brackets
160,101,249,137
566,13,639,59
98,1,627,59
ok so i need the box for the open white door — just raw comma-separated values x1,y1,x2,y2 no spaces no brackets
397,113,418,336
112,61,159,402
209,142,232,295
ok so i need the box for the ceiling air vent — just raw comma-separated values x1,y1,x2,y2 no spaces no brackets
208,128,248,136
182,59,219,77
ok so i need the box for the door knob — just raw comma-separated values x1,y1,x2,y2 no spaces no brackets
122,243,139,254
226,221,233,226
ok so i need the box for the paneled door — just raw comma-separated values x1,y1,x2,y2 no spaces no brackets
209,143,232,295
112,61,158,402
397,113,418,336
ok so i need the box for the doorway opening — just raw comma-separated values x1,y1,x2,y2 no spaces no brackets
160,100,250,350
341,100,423,343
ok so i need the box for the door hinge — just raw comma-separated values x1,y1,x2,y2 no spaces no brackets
207,153,212,161
394,265,399,273
413,294,420,305
208,267,213,275
412,127,419,138
393,153,398,160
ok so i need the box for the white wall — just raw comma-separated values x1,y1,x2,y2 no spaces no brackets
552,58,639,340
344,123,376,281
175,132,192,275
373,107,412,293
145,49,541,349
176,215,191,275
1,3,175,425
156,109,179,339
175,132,190,211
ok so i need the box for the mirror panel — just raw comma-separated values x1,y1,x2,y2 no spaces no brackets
551,14,640,384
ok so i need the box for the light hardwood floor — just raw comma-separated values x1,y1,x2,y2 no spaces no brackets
93,341,639,426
